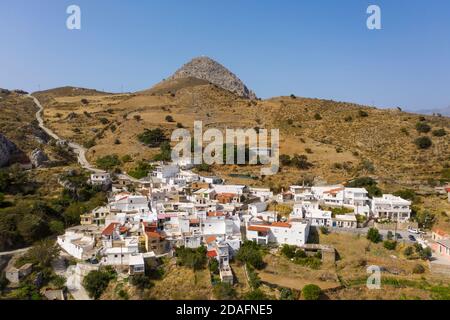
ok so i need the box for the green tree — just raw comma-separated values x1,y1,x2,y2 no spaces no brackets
367,228,382,243
20,240,60,269
83,267,116,300
236,241,264,270
138,128,167,147
383,240,397,251
95,154,121,171
302,284,321,300
209,259,219,274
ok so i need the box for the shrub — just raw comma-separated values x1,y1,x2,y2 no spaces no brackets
133,114,141,121
244,289,269,300
175,246,207,271
114,138,121,145
130,274,153,290
176,123,184,128
367,228,382,243
153,141,172,161
291,154,313,170
196,163,212,172
96,155,121,170
83,267,116,300
314,113,322,120
393,189,417,202
236,241,264,270
432,129,447,137
305,148,313,154
290,94,296,99
416,122,431,133
81,98,89,105
415,136,432,149
358,110,369,117
83,139,96,148
319,226,329,235
128,161,153,179
279,287,297,300
404,246,414,257
213,283,236,300
99,117,109,125
280,154,291,166
209,259,219,274
138,128,167,147
302,284,321,300
383,240,397,250
246,264,262,289
412,264,425,274
344,116,353,122
121,154,132,163
165,115,174,123
280,244,296,259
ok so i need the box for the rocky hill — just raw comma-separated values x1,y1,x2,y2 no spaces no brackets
0,133,16,167
162,57,256,99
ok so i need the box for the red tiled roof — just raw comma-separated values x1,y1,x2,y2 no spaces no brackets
446,187,450,193
119,226,128,234
324,188,344,194
217,193,237,197
248,225,269,233
207,250,218,258
207,212,225,217
271,222,291,228
206,236,217,244
190,219,200,224
102,223,120,236
433,229,449,237
146,231,164,240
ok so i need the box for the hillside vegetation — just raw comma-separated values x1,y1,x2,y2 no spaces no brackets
34,82,450,192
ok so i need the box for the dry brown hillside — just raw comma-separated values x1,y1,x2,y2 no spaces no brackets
34,80,450,192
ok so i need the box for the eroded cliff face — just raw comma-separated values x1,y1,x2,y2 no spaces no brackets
0,133,16,167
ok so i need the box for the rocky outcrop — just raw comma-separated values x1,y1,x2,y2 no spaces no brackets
167,56,257,99
30,149,49,168
0,134,17,167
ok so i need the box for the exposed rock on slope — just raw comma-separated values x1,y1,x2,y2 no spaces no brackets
30,148,49,168
166,57,256,99
0,133,17,167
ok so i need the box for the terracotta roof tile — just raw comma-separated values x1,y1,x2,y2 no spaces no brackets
248,225,270,233
207,250,218,258
271,222,292,228
102,223,120,236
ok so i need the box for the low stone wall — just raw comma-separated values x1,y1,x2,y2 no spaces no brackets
374,221,418,231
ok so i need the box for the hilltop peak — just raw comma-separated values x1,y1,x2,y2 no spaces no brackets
167,56,257,99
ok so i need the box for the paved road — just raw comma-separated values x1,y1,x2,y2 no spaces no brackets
31,94,105,174
31,94,143,179
0,247,31,257
65,265,92,300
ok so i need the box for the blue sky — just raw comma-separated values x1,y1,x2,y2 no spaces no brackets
1,0,449,111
